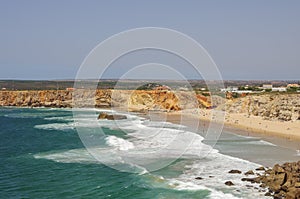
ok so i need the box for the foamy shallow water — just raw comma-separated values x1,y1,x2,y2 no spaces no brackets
28,108,277,198
4,107,296,198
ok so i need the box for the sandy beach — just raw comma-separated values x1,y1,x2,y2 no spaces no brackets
164,109,300,151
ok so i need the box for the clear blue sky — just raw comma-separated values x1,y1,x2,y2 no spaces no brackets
0,0,299,80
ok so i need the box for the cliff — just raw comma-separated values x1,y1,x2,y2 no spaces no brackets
220,94,300,122
0,90,211,111
1,91,299,122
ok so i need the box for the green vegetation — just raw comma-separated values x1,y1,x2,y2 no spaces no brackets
136,83,162,90
287,87,299,92
238,86,263,91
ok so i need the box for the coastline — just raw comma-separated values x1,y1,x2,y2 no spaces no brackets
3,104,300,151
155,109,300,168
166,109,300,150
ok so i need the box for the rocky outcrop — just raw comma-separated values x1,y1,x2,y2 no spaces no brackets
242,162,300,199
0,90,73,108
0,90,211,112
228,169,242,174
225,181,234,186
220,94,300,122
97,112,127,120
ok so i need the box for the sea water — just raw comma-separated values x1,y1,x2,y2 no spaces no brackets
0,107,298,198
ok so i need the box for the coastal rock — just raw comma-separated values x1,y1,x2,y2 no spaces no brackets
225,181,234,186
273,164,285,174
241,177,260,183
245,170,255,175
255,166,265,171
242,161,300,199
228,169,242,174
98,112,127,120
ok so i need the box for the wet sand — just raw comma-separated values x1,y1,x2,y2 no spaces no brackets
145,110,300,167
166,109,300,151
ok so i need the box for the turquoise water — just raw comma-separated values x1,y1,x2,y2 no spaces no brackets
0,108,211,199
0,107,297,198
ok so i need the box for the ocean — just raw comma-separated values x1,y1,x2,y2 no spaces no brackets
0,107,298,199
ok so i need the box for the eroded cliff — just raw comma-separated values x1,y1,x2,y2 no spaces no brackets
220,94,300,121
0,90,210,111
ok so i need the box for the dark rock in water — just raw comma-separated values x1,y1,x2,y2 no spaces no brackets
110,114,127,120
98,112,127,120
245,170,255,175
241,177,260,183
255,166,265,171
195,177,203,180
265,192,272,196
260,183,267,188
225,181,234,186
229,169,242,174
98,112,109,119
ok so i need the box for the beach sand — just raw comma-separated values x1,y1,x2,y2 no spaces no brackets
164,109,300,150
143,109,298,167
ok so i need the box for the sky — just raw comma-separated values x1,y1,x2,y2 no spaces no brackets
0,0,299,80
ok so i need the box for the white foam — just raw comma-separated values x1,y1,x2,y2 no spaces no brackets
142,120,187,129
171,151,271,199
34,123,75,131
34,108,272,198
34,148,98,164
248,140,277,146
105,136,135,151
44,116,73,121
169,179,240,198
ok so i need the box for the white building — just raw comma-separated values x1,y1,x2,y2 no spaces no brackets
262,84,273,89
234,90,253,94
220,87,238,92
272,87,287,92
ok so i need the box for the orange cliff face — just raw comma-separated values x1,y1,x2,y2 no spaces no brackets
0,90,211,111
0,90,73,108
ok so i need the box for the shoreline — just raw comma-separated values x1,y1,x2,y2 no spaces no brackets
156,110,300,167
166,109,300,151
3,105,299,151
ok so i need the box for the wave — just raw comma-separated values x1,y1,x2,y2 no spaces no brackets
34,123,76,131
33,108,272,198
168,179,240,199
248,140,277,146
105,136,135,151
34,148,97,164
171,152,269,199
44,116,73,121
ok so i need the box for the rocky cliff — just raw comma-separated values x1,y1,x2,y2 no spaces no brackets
2,91,299,121
220,94,300,122
0,90,73,108
0,90,210,111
